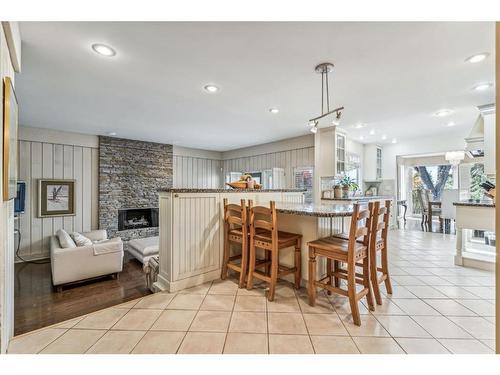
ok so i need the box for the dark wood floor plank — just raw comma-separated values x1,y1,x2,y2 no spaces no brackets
14,253,151,336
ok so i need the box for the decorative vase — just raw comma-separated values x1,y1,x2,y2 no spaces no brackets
247,180,255,189
342,187,349,198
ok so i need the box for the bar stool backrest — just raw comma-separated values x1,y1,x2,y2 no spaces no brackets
369,200,391,244
248,200,278,243
347,203,371,249
223,198,247,234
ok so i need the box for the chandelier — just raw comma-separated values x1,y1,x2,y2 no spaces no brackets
308,62,344,133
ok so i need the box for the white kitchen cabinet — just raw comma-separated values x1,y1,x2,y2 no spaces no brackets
364,144,382,181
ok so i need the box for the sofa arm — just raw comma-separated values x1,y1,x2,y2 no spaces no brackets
82,229,108,242
93,237,123,255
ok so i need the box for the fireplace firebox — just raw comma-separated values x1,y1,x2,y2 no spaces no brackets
118,208,159,231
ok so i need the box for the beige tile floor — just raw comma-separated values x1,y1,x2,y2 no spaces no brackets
8,230,496,354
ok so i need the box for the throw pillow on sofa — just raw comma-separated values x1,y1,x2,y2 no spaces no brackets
56,229,77,248
71,232,93,247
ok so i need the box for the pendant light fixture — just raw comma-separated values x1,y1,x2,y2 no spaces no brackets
308,62,344,133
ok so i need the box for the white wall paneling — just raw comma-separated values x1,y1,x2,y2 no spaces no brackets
15,141,99,261
1,21,20,353
173,155,223,189
223,146,315,189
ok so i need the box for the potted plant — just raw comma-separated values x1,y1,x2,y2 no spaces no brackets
333,184,342,198
338,176,358,198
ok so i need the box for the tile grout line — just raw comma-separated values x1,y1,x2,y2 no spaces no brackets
294,286,316,354
221,291,237,354
175,281,213,354
127,293,178,354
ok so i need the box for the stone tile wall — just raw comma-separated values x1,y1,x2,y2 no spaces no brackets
99,136,173,240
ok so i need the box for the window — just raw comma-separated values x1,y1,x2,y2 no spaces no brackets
294,167,314,203
336,134,346,174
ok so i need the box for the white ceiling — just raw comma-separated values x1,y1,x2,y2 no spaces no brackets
17,22,495,151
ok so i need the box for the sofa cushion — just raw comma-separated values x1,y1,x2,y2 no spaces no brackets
56,229,76,248
71,232,93,247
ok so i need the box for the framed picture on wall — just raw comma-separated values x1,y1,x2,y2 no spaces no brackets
38,179,76,217
2,76,18,201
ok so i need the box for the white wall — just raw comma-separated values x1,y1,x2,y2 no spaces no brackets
0,22,20,353
382,131,468,180
173,146,223,189
222,135,315,189
16,126,99,261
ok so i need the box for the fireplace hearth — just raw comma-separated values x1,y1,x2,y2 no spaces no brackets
118,208,159,231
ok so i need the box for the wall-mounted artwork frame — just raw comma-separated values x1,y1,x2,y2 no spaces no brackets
3,76,18,201
38,179,76,218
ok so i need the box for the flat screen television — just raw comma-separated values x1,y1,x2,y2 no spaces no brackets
15,181,26,215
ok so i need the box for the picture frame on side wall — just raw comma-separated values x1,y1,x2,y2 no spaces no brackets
38,179,76,218
2,76,18,201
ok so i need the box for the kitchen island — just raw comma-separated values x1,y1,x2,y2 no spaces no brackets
454,200,495,270
155,189,353,292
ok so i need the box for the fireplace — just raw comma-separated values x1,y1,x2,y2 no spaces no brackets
118,208,159,231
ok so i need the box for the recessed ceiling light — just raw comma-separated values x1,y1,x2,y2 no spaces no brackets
465,53,489,63
354,123,365,129
369,129,375,135
269,108,279,114
107,131,117,136
391,138,397,144
434,109,452,117
381,135,387,140
446,121,456,127
91,43,116,57
472,83,493,91
359,135,364,140
203,85,219,93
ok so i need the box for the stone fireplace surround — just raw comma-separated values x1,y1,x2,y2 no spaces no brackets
98,136,173,241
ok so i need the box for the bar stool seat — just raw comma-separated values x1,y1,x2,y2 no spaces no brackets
253,229,302,248
307,237,367,261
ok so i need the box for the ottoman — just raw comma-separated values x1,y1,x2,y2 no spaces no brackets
127,236,159,264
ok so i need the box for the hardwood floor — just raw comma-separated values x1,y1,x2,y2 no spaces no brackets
14,252,151,336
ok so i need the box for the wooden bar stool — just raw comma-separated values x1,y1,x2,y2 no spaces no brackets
369,200,393,305
221,198,249,288
246,200,302,302
307,203,374,326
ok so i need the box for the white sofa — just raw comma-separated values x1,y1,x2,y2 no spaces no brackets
50,229,124,290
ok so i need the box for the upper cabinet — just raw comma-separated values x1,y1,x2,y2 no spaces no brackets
483,112,496,176
364,144,383,181
336,133,346,174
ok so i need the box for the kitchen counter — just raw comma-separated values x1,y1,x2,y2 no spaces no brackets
321,195,393,201
158,188,306,193
453,200,495,208
453,201,495,270
155,189,352,292
276,202,353,217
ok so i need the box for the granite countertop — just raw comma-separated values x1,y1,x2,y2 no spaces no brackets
158,188,306,193
275,202,353,217
453,200,495,208
321,195,393,201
